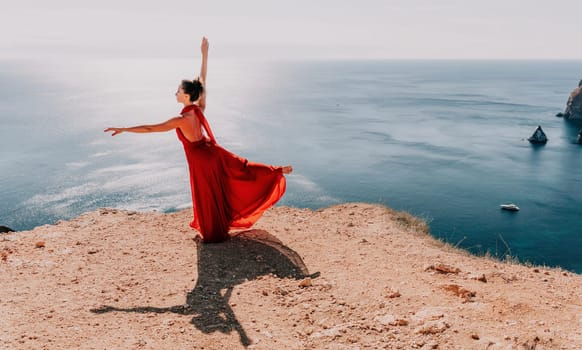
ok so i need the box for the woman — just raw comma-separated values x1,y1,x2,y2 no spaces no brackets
105,37,292,243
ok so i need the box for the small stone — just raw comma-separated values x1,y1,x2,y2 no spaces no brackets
391,319,409,326
299,278,312,288
262,290,269,296
417,322,450,335
35,241,46,248
441,284,476,301
347,336,359,343
471,334,479,340
432,263,460,274
388,291,401,298
276,287,289,296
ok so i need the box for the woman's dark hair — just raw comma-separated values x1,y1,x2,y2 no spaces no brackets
181,78,204,102
578,79,582,87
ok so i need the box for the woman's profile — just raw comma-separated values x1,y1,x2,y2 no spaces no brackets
104,37,292,243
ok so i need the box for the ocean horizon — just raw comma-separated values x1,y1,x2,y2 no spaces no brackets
1,56,581,273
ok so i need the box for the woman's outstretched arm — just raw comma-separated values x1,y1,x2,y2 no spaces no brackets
104,117,183,136
197,37,209,112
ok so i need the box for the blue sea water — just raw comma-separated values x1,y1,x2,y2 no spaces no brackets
1,56,581,272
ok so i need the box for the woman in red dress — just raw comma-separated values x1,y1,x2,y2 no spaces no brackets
105,37,292,243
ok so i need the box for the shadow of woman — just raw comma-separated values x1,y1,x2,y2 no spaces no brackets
91,229,318,347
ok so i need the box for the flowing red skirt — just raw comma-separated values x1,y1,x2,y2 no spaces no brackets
177,130,286,243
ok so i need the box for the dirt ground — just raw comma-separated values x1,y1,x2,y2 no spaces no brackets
1,203,581,349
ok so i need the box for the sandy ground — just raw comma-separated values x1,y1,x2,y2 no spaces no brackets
1,203,581,350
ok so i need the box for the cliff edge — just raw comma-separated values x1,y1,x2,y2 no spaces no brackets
1,204,580,349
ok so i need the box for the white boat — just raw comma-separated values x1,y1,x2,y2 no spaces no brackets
500,204,520,211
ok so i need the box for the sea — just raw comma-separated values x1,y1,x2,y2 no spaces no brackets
1,56,581,273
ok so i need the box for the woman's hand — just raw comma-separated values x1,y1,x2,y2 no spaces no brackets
201,36,209,57
104,127,125,136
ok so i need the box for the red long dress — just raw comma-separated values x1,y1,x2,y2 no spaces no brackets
176,104,286,243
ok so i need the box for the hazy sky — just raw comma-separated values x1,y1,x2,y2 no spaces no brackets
3,0,582,60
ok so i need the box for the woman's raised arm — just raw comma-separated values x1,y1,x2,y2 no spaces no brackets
197,37,209,112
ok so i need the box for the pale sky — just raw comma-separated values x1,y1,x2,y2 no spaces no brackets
2,0,582,60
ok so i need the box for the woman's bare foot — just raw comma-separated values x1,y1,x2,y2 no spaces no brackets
282,165,293,174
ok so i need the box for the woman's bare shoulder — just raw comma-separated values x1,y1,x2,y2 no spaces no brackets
179,110,197,120
178,111,200,127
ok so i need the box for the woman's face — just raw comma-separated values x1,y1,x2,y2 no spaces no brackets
175,85,189,103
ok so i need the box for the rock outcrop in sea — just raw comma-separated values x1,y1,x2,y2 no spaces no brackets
0,225,14,233
557,80,582,120
527,125,548,144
